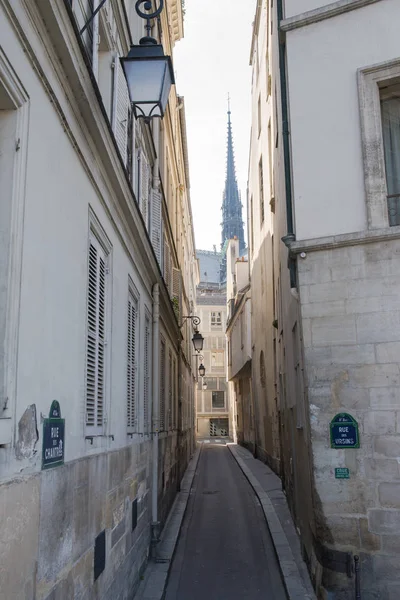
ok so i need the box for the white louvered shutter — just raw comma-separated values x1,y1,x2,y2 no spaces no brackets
168,351,173,429
114,59,130,165
160,340,166,431
172,358,177,429
127,294,137,431
163,238,171,292
151,189,162,266
172,267,181,320
139,150,149,228
143,317,150,433
86,235,107,433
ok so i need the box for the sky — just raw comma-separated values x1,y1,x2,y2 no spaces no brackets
174,0,255,251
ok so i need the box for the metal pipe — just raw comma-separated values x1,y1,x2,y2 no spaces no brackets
151,283,160,555
277,0,294,244
277,0,296,288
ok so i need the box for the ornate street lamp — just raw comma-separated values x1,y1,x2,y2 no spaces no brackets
192,330,204,353
120,0,175,121
198,364,206,378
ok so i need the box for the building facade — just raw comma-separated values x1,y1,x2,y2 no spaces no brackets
195,290,230,438
226,238,252,448
248,0,400,598
0,1,198,598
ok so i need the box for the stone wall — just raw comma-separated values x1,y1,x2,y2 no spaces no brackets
298,238,400,598
0,440,178,600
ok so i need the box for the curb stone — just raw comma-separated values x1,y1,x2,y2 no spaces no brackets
134,444,202,600
227,443,317,600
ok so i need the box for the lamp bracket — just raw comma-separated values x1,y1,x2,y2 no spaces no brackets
80,0,164,38
179,315,201,330
193,354,204,361
135,0,164,43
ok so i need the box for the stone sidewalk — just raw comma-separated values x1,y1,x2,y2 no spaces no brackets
134,442,316,600
227,443,316,600
134,447,201,600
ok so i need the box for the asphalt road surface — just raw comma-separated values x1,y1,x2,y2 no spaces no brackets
164,443,288,600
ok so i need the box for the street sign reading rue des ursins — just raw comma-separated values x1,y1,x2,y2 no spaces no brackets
330,413,360,449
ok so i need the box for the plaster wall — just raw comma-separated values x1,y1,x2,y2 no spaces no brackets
0,2,194,597
286,0,400,240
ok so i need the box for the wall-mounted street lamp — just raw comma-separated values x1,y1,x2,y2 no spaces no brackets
120,0,175,121
81,0,174,122
198,364,206,378
192,331,204,353
179,315,204,353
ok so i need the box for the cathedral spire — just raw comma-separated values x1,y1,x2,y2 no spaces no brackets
220,99,246,282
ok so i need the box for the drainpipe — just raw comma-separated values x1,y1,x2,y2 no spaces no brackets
277,0,296,288
151,283,160,556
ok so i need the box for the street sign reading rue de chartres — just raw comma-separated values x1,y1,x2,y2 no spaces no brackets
330,413,360,449
42,400,65,470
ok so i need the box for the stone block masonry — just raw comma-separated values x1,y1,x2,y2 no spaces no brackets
0,440,176,600
297,237,400,597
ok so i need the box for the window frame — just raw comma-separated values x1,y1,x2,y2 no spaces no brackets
358,59,400,230
210,311,222,329
0,49,29,444
212,390,225,410
85,211,112,437
127,284,139,434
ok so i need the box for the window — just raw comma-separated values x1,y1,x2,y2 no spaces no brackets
172,358,177,428
250,194,254,254
86,230,109,433
127,291,138,432
268,119,275,213
358,59,400,229
380,84,400,226
211,351,224,372
0,50,29,444
168,350,173,429
212,391,225,409
211,311,222,328
143,314,150,433
259,157,264,224
159,338,166,431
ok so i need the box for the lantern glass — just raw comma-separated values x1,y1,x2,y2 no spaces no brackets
192,331,204,353
120,45,174,120
199,364,206,378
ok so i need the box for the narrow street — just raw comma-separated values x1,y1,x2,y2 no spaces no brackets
164,442,288,600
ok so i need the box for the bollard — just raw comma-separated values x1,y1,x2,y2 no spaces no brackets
354,555,361,600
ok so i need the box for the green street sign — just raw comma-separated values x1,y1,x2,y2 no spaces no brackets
42,400,65,470
335,468,350,479
330,413,360,449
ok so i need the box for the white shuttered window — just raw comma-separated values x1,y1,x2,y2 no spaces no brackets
86,234,108,432
143,315,150,433
151,189,162,266
127,293,138,431
113,59,130,164
160,339,166,431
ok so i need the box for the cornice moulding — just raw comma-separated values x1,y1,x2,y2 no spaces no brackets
289,225,400,255
281,0,382,32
